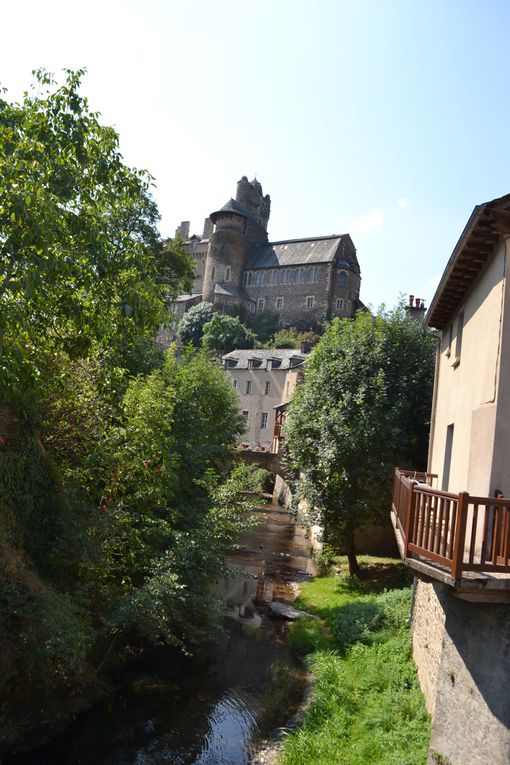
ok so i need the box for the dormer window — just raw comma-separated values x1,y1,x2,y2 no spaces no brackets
226,358,238,368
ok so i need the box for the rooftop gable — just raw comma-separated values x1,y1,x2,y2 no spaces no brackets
427,193,510,330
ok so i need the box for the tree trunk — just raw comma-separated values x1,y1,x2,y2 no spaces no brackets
345,526,361,577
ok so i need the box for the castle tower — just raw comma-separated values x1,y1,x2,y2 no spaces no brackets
202,177,271,306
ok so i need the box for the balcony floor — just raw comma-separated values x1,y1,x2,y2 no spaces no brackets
391,514,510,603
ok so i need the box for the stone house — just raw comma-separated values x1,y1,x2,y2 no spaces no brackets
391,192,510,764
221,348,307,450
174,176,363,329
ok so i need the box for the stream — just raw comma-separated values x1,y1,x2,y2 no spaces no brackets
5,501,316,765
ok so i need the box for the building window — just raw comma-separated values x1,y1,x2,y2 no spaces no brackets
276,296,284,309
249,301,256,312
445,322,453,358
232,378,238,389
242,410,249,424
265,381,271,395
212,266,215,279
256,271,264,286
346,300,352,314
244,271,252,286
282,269,291,285
336,298,344,310
338,270,348,287
268,270,276,285
453,311,464,367
225,265,231,282
296,268,304,284
245,380,252,394
306,296,314,308
308,266,319,283
260,412,268,429
257,297,265,311
442,424,454,491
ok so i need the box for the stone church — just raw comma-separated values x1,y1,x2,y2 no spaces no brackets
174,176,363,328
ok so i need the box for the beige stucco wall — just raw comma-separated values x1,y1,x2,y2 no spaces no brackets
428,239,507,496
227,367,300,449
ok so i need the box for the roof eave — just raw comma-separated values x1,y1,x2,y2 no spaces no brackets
426,193,510,330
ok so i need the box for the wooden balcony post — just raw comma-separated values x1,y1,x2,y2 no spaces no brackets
403,479,416,559
452,491,470,581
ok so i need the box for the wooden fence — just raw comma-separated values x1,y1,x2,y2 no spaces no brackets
392,468,510,579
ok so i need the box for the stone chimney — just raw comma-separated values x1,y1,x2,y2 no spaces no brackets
405,294,426,322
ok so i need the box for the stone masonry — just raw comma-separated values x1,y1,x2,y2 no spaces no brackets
174,177,363,329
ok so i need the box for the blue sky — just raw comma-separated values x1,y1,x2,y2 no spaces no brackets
2,0,510,309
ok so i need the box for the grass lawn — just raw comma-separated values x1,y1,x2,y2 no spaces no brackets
279,556,430,765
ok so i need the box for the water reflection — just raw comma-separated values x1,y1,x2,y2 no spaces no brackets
5,502,313,765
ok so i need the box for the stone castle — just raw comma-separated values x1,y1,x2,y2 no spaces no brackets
174,176,363,329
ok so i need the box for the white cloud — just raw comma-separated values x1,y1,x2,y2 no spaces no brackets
397,197,409,209
349,209,385,233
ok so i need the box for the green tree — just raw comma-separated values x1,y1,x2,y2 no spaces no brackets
201,313,256,355
96,348,247,647
177,301,214,347
271,328,321,349
285,306,435,575
0,69,193,404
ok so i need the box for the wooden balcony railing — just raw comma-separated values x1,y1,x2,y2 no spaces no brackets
392,468,510,581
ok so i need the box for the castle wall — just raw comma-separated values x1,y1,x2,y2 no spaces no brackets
177,178,362,325
246,263,337,327
413,579,510,765
244,263,360,327
329,266,360,318
202,214,247,303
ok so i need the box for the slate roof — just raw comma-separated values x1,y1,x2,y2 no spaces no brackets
221,348,307,371
245,235,357,269
210,198,260,226
214,283,255,302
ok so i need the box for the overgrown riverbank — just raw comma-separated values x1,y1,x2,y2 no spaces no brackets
278,557,430,765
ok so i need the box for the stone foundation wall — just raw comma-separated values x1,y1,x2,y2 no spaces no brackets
411,581,446,717
412,579,510,764
273,474,292,509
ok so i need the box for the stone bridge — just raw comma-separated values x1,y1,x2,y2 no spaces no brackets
236,449,284,477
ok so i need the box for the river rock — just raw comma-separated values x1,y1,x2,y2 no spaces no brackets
267,602,316,620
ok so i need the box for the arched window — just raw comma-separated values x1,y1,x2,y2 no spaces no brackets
338,270,348,287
